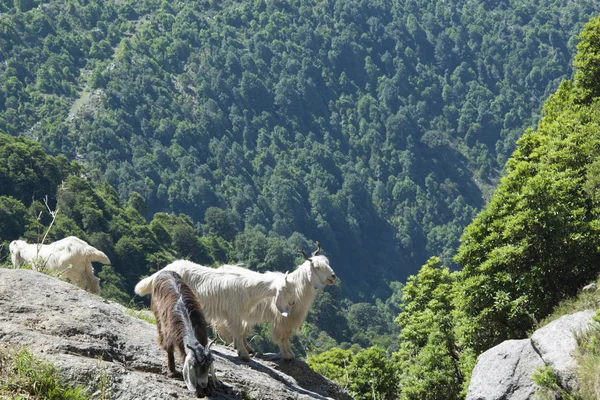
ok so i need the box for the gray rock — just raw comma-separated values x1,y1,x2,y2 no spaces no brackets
531,310,595,391
466,310,596,399
0,268,352,400
466,339,544,400
582,283,597,292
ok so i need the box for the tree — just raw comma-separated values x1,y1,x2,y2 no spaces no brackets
348,347,397,400
394,257,461,400
204,207,237,241
454,41,600,385
308,346,398,400
574,16,600,102
0,196,32,243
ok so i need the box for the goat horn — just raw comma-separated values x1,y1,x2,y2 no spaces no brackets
207,338,217,350
296,248,310,261
311,241,321,257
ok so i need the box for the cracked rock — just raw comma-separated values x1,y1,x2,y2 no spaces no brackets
466,310,596,400
0,268,351,400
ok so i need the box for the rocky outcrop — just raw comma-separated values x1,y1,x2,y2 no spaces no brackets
0,268,352,400
466,339,544,400
466,310,596,400
530,310,596,391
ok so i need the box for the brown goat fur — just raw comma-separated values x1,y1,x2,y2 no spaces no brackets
151,270,214,395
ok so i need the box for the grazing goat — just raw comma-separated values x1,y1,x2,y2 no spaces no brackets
9,236,109,294
213,242,337,360
151,270,215,396
135,260,295,361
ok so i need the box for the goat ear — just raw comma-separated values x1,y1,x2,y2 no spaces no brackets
284,271,289,283
183,354,197,392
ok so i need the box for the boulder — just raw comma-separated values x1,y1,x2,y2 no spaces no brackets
466,339,544,400
531,310,596,391
466,310,596,399
0,268,352,400
582,283,597,291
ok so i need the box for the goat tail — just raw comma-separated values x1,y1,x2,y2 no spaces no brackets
86,248,111,265
135,275,155,296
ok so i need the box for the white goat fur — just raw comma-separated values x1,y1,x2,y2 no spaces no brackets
213,255,336,360
9,236,109,294
134,260,295,360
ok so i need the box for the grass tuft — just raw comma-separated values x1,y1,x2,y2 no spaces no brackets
536,276,600,329
124,307,156,325
0,344,88,399
573,310,600,400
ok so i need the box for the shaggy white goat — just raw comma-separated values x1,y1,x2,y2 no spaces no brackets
9,236,110,294
134,260,296,361
213,242,337,360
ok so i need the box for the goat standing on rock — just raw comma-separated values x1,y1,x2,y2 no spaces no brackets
9,236,109,294
151,270,216,397
213,242,337,360
136,259,296,361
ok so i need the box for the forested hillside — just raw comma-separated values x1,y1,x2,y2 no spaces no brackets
2,0,598,302
0,132,228,302
4,0,600,398
313,15,600,399
0,131,402,358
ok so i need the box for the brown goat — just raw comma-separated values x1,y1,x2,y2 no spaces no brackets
151,270,215,396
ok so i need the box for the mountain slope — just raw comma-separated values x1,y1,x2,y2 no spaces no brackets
0,267,351,400
2,0,599,299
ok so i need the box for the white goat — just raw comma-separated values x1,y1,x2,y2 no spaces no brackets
213,242,337,360
134,260,296,361
9,236,110,294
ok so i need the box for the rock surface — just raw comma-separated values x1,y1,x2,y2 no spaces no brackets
466,339,544,400
531,310,596,391
0,268,352,400
466,310,596,400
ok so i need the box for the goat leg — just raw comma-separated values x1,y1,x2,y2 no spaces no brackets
166,348,177,377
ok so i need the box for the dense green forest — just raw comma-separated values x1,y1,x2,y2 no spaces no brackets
4,0,600,398
2,0,598,303
314,16,600,399
0,130,402,358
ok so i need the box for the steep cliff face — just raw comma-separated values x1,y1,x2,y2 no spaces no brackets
0,268,352,400
466,310,596,400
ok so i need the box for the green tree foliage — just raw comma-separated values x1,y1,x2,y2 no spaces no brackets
574,16,600,101
453,13,600,386
394,257,461,400
308,346,398,400
0,133,226,302
0,133,75,207
1,0,594,303
0,196,33,244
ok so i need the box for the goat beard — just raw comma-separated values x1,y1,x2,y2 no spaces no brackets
182,353,197,392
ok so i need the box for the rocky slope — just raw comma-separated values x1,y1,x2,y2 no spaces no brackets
0,268,352,400
466,309,596,400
